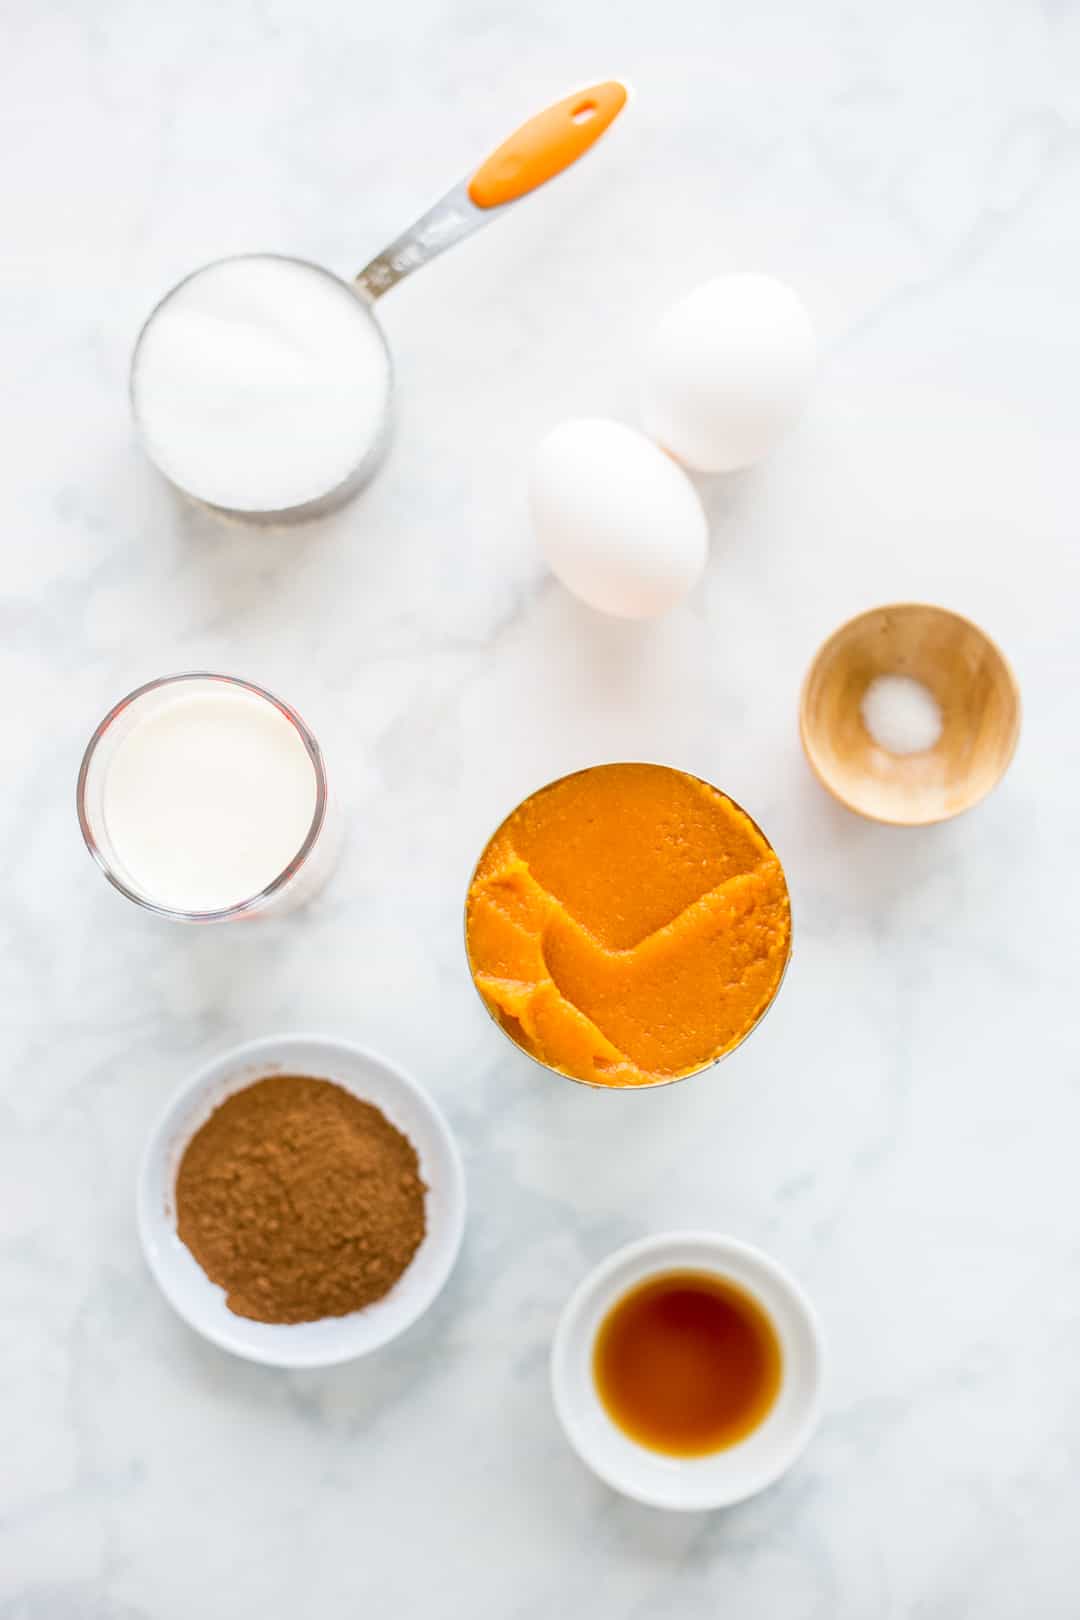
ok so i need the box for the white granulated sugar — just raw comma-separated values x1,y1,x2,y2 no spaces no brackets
132,256,390,512
861,674,943,755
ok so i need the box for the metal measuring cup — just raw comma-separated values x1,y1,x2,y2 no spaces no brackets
130,81,628,522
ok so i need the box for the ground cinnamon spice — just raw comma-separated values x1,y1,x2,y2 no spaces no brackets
175,1075,427,1324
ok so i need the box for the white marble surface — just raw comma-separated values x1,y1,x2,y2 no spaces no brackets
3,1,1079,1614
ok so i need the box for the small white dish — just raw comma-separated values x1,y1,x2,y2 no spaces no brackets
137,1034,466,1368
551,1232,823,1511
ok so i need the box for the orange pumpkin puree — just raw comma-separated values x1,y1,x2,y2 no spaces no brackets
465,764,790,1088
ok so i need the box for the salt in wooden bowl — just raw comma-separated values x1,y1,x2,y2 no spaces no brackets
799,604,1021,826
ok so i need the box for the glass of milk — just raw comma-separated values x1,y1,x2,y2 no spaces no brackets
77,674,342,921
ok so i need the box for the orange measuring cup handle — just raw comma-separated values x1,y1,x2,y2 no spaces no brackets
467,81,628,210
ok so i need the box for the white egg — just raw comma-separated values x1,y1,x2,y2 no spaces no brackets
530,418,708,619
642,273,816,472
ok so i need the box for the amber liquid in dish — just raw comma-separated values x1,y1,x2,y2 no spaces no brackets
593,1271,783,1456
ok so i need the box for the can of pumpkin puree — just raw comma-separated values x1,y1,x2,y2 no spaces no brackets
463,762,792,1091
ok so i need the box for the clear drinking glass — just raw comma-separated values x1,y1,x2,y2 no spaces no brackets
76,673,342,922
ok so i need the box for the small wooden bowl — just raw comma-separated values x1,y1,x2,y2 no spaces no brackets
800,604,1021,826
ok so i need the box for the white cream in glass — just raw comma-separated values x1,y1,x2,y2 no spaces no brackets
77,674,342,921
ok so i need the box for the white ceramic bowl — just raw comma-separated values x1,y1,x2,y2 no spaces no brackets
551,1232,824,1510
137,1034,466,1367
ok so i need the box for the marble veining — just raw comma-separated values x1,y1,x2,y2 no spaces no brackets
3,0,1080,1614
